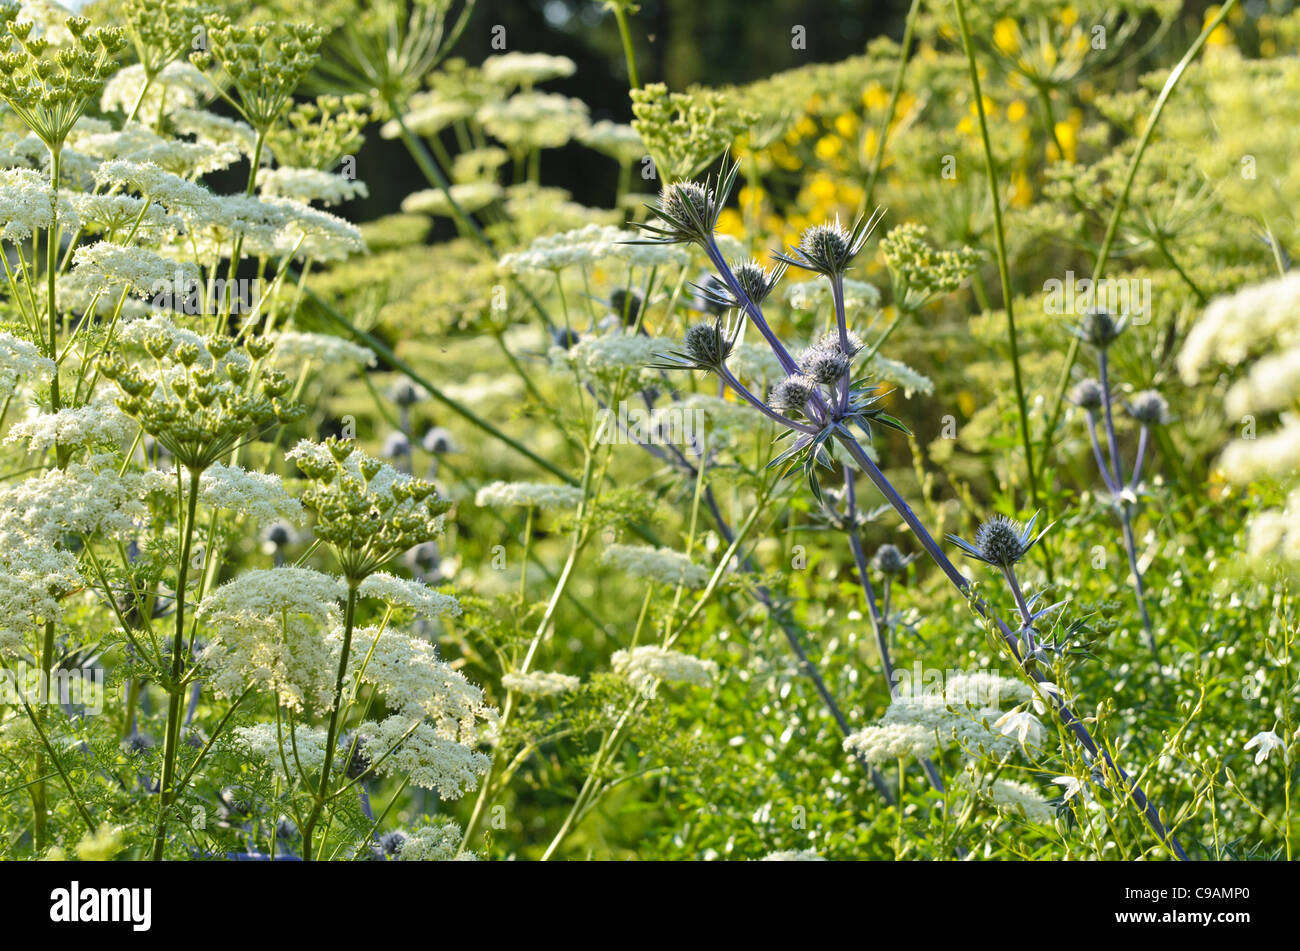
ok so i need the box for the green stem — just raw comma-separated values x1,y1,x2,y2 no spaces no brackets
611,3,641,89
151,465,202,860
953,0,1042,529
862,0,920,210
1037,1,1238,471
301,581,360,861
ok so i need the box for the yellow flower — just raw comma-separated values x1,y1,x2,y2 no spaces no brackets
994,18,1020,55
1060,5,1078,28
716,208,745,240
958,391,976,416
814,134,843,160
1007,100,1028,122
834,112,859,138
862,82,889,112
1205,6,1233,47
808,175,837,203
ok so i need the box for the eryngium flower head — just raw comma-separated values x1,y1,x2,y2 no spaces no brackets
694,259,787,309
1072,310,1128,349
653,316,739,373
1069,379,1105,410
948,513,1048,569
797,343,852,386
1127,390,1169,425
636,161,739,246
769,373,817,417
773,212,880,277
610,288,644,325
872,544,912,575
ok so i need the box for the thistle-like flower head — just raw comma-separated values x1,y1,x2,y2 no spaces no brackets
609,288,644,325
637,161,739,247
773,213,880,277
872,544,914,576
1069,379,1105,410
652,314,739,373
694,258,787,309
1127,389,1169,426
769,373,817,417
1071,310,1128,349
797,342,852,386
948,513,1049,569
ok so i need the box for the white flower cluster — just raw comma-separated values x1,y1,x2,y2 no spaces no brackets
985,777,1055,823
395,819,476,861
499,223,686,274
233,723,329,783
197,567,345,712
0,331,55,393
401,182,503,218
844,676,1042,765
475,480,583,510
551,333,662,385
759,849,827,861
1180,275,1300,568
603,544,711,588
271,331,376,368
502,670,581,697
200,464,304,525
358,572,462,620
259,167,369,206
358,715,490,800
0,532,81,657
482,52,577,88
0,459,168,542
611,645,719,698
71,241,198,297
784,276,881,312
5,397,136,453
345,626,487,729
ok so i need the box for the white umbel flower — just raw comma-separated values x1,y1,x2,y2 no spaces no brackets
71,241,199,297
0,332,56,391
5,397,136,452
759,849,827,861
603,544,711,588
842,722,936,763
234,723,329,782
475,481,583,509
259,167,369,206
359,715,490,800
502,670,581,696
271,331,376,368
611,645,718,698
357,572,462,620
200,464,304,525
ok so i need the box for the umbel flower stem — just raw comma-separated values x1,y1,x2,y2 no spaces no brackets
151,466,203,860
301,581,360,861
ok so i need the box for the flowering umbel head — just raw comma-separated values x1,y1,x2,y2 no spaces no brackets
100,331,305,471
637,160,739,247
289,438,452,583
948,513,1049,569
